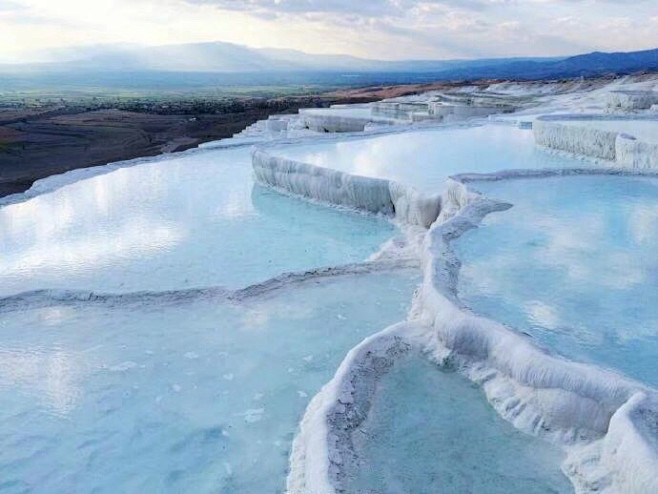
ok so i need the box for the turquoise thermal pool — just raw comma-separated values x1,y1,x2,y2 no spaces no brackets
455,175,658,386
271,125,588,194
347,356,571,493
0,270,420,493
0,146,395,296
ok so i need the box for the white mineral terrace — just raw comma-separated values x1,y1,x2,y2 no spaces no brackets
249,77,658,494
295,93,521,133
2,76,657,494
606,90,658,112
252,122,609,228
298,107,401,133
534,115,658,168
280,172,658,494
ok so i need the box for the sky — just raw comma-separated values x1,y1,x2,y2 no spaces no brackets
0,0,657,62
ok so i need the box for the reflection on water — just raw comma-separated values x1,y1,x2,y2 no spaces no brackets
276,125,586,193
350,356,571,493
456,176,658,386
0,272,419,492
0,146,394,296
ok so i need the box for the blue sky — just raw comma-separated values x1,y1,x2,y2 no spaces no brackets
1,0,656,62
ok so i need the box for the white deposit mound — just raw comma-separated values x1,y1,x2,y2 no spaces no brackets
248,74,658,494
283,176,658,494
252,142,444,227
534,115,658,168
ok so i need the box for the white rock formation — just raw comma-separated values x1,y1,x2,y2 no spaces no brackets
301,112,373,133
534,115,658,168
252,146,442,227
258,80,658,494
616,133,658,168
252,148,395,215
533,118,618,161
606,90,658,112
286,176,658,494
429,102,514,121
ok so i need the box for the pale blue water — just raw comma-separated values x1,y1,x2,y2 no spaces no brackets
456,176,658,386
0,146,395,296
0,271,420,493
349,356,571,493
275,125,586,193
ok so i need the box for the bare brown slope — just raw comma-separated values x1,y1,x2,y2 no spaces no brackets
0,94,377,198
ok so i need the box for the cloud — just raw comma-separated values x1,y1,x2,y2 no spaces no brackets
0,0,25,12
183,0,508,18
185,0,398,17
0,0,656,63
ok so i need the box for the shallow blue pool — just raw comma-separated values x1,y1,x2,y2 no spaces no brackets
274,124,588,194
348,356,571,493
0,271,419,493
455,175,658,386
0,146,395,296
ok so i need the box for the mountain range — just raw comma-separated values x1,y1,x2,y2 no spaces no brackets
1,42,656,90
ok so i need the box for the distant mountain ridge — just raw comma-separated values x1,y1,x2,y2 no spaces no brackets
1,41,564,73
435,48,658,80
1,42,656,87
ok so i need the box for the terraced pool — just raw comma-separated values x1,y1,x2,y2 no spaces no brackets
0,146,395,296
271,124,587,194
3,115,657,494
0,271,419,492
347,356,571,493
455,175,658,386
